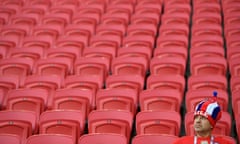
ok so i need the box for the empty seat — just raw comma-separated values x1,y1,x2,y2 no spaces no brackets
32,24,62,43
90,34,122,51
111,56,148,77
193,2,221,14
56,35,89,55
188,75,227,91
96,88,137,115
0,134,21,144
106,75,145,94
117,46,152,63
227,46,240,60
10,13,40,28
161,13,190,25
157,34,188,48
23,75,62,109
64,24,95,41
0,110,37,144
8,47,43,62
96,23,126,38
52,89,93,119
146,74,185,95
46,47,80,64
150,56,186,76
0,75,19,96
185,89,229,112
88,110,133,141
64,75,103,109
164,3,191,15
131,11,160,27
132,134,179,144
192,12,222,24
159,23,189,36
190,46,225,58
74,57,110,81
127,23,157,38
190,56,227,76
229,57,240,76
139,89,182,112
230,76,240,93
41,13,70,29
136,111,181,136
39,110,85,144
22,36,53,50
224,23,240,37
0,58,34,84
185,111,232,136
0,35,19,50
1,24,31,45
154,46,187,61
191,23,222,36
226,35,240,49
83,46,117,64
78,133,127,144
33,57,73,80
191,35,223,47
123,35,155,50
26,134,74,144
6,89,48,118
101,12,130,28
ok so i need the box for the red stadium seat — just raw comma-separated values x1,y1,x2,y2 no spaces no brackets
118,46,152,63
96,88,138,115
52,89,93,119
159,23,189,36
150,56,186,76
154,46,187,61
188,75,227,91
111,56,148,77
26,134,74,144
0,110,37,144
157,34,188,48
33,57,73,80
190,46,225,58
106,75,145,94
139,89,182,112
191,23,222,36
132,134,178,144
6,88,48,118
191,35,223,47
78,133,127,144
0,134,21,144
88,110,133,141
8,47,43,62
136,111,181,136
146,74,185,95
190,56,227,76
39,110,85,144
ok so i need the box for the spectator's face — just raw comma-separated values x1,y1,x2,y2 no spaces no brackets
194,115,212,133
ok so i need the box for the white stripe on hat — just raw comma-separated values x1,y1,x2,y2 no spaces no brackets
206,102,218,115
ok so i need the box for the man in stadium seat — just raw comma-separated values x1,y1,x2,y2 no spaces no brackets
173,91,233,144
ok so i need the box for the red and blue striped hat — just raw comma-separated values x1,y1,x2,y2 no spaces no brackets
194,91,222,127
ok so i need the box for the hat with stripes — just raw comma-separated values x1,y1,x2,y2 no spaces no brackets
194,91,222,127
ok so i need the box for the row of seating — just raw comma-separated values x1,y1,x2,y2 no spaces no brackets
222,0,240,143
0,0,239,143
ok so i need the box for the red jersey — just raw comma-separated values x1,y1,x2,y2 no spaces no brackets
173,136,235,144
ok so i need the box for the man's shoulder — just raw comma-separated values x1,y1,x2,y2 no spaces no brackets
214,136,236,144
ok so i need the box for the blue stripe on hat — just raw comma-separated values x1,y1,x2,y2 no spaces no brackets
211,106,221,120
